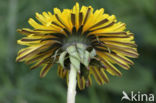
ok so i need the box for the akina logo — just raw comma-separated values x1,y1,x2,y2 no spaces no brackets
121,91,155,102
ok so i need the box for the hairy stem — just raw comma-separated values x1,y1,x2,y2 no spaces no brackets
67,64,77,103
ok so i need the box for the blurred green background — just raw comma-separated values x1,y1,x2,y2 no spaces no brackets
0,0,156,103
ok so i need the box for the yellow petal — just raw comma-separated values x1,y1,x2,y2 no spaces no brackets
40,63,53,77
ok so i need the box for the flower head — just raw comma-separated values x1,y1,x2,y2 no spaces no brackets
16,3,138,90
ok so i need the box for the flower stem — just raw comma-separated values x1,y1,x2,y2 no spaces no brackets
67,64,77,103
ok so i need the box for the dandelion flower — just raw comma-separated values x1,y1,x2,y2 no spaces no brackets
16,2,138,103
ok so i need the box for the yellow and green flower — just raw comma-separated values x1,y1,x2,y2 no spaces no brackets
16,3,138,90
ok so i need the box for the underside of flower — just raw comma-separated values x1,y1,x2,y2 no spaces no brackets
16,3,138,90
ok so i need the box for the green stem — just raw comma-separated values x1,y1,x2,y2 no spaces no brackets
67,64,77,103
64,43,96,103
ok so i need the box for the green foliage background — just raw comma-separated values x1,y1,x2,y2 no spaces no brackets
0,0,156,103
